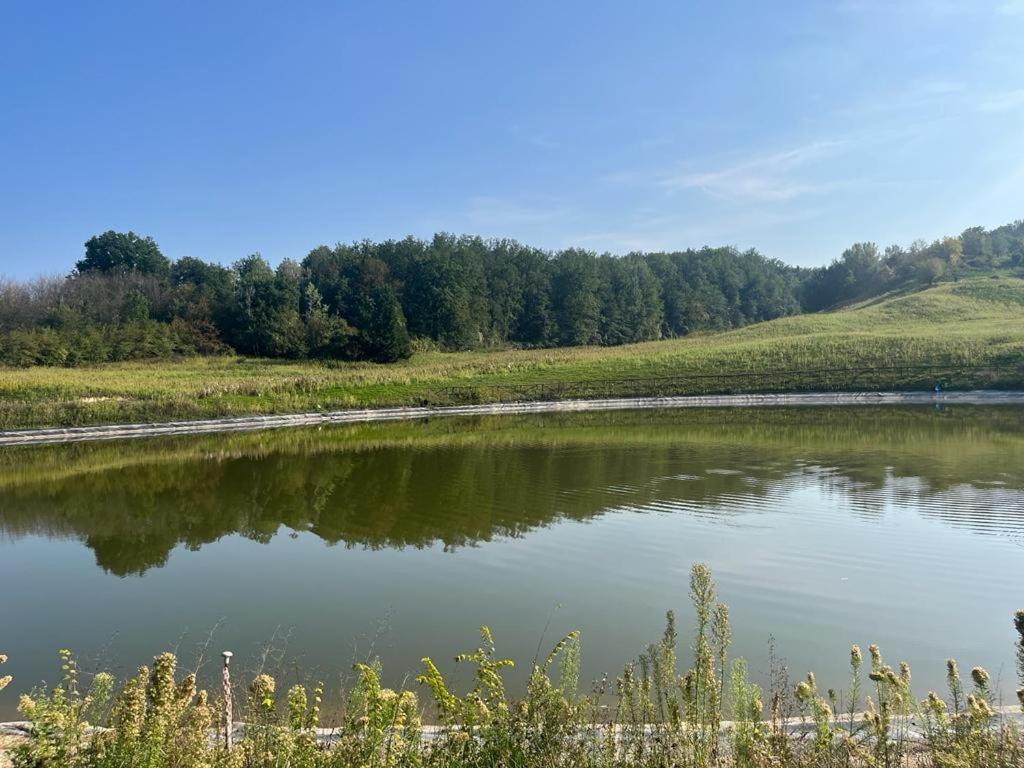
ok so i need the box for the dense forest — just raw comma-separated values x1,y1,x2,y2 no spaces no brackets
1,220,1022,366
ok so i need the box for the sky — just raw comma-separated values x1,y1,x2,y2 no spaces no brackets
1,0,1023,278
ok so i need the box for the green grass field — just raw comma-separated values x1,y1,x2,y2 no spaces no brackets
2,276,1023,430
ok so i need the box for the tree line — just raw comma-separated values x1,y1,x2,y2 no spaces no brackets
800,222,1024,311
0,220,1022,367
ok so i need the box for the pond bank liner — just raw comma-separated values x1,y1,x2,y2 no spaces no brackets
2,389,1024,447
4,706,1024,745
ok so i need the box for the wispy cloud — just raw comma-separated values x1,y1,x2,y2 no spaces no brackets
508,125,559,151
839,78,971,123
562,204,826,257
657,140,854,202
917,79,967,96
839,0,973,17
997,0,1024,15
413,194,574,242
978,88,1024,112
661,172,836,202
565,231,674,254
462,195,570,226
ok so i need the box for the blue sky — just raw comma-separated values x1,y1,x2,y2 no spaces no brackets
1,0,1023,278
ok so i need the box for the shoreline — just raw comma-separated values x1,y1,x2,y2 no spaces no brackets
2,389,1023,447
4,707,1024,743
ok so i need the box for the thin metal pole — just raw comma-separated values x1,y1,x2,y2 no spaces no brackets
222,651,233,750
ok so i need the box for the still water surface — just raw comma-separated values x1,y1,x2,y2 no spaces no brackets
1,406,1023,718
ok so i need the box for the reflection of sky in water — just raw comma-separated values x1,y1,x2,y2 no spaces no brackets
1,407,1024,718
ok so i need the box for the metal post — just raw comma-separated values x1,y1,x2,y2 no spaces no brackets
222,651,233,750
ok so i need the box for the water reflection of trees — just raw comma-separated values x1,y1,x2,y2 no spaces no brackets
1,407,1022,576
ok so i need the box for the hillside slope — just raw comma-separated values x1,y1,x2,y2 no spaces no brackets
1,276,1022,429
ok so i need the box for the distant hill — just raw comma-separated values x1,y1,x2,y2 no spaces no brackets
630,275,1024,389
730,275,1024,337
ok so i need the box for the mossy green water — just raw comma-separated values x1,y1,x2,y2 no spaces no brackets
2,406,1024,724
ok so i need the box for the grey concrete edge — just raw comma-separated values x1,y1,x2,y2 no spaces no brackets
4,707,1024,744
2,390,1024,447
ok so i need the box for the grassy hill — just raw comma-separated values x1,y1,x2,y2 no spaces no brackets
2,276,1023,429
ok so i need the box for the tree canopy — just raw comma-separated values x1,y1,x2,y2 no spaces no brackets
2,219,1022,367
76,230,171,276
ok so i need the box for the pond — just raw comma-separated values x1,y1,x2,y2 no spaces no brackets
2,406,1023,718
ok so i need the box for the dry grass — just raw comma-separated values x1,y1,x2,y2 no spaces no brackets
2,277,1023,429
0,734,26,768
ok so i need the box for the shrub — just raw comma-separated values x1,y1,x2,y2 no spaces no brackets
8,569,1024,767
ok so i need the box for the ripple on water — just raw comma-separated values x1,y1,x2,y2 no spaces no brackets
2,407,1024,717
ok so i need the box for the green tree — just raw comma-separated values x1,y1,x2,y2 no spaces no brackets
597,255,663,345
352,260,412,363
169,256,234,335
302,244,350,313
800,242,885,311
122,289,151,324
646,252,688,336
931,236,963,274
914,256,947,285
229,254,307,357
482,240,526,343
77,231,171,276
514,247,555,346
302,283,352,358
402,234,487,349
552,249,601,346
961,226,993,268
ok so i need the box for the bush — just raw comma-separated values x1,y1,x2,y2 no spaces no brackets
0,320,231,368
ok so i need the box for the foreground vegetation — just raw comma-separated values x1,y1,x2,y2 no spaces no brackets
1,276,1023,429
5,566,1024,767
